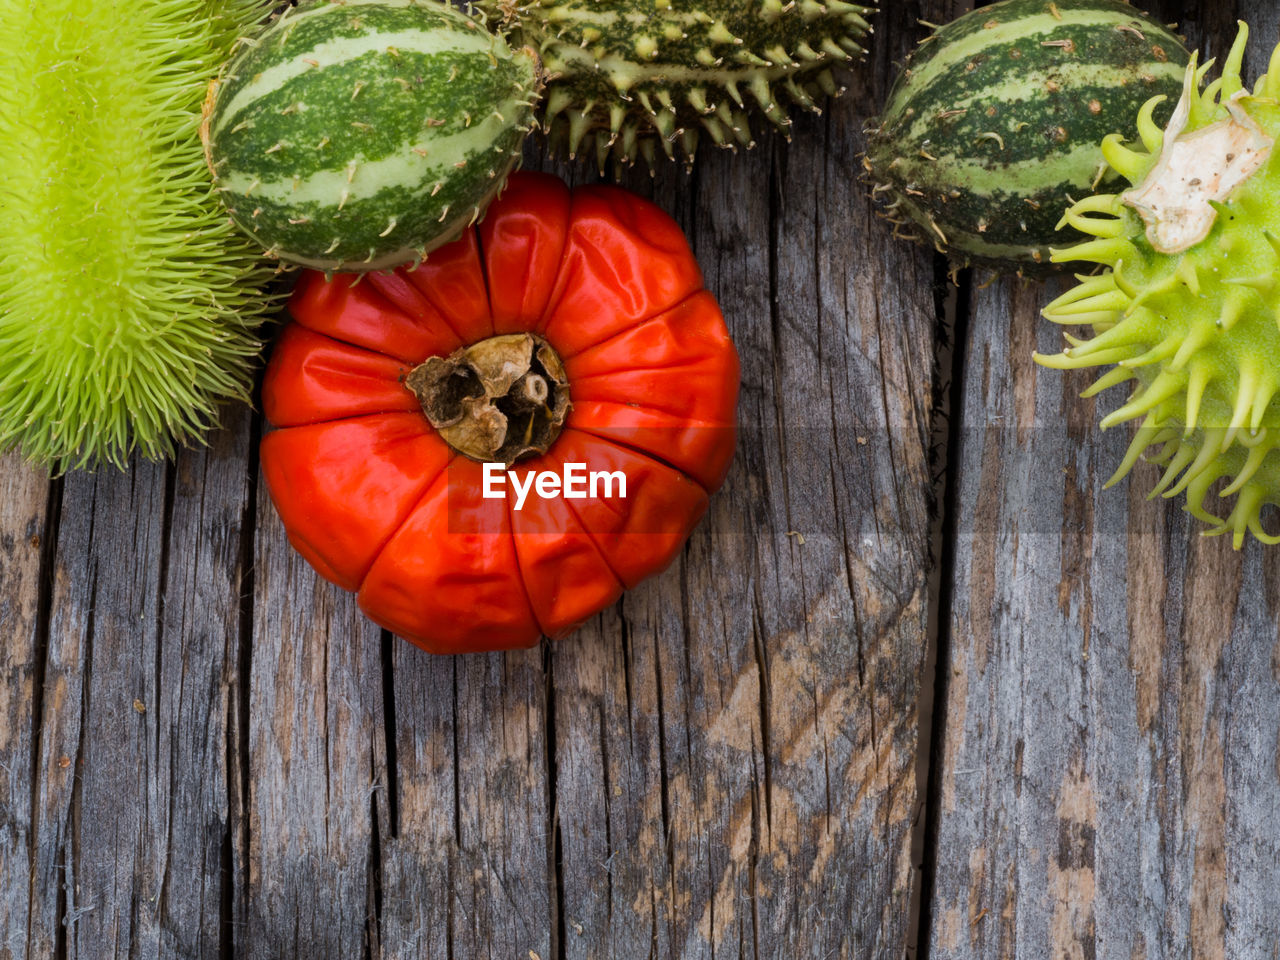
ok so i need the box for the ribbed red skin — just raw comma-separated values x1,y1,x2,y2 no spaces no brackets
260,172,740,654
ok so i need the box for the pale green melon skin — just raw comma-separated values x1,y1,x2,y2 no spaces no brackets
204,0,539,271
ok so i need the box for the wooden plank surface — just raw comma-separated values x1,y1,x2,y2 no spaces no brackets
0,4,937,957
542,23,938,951
928,4,1280,958
0,457,52,960
34,0,1280,956
16,413,254,960
244,458,386,959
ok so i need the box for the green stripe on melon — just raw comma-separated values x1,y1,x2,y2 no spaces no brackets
864,0,1189,273
202,0,540,271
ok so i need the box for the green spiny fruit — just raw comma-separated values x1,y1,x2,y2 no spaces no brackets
1036,25,1280,547
482,0,874,171
864,0,1189,274
0,0,279,471
202,0,540,271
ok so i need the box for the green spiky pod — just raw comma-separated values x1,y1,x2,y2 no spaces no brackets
1036,25,1280,547
202,0,541,271
0,0,279,471
864,0,1189,274
481,0,874,171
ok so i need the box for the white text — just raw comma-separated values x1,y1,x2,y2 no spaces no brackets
482,462,627,511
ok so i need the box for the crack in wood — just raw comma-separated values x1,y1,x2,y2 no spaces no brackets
650,624,679,938
228,412,261,960
25,474,62,959
750,607,774,838
597,698,614,925
366,787,383,960
63,555,97,956
543,643,566,960
379,631,400,840
154,460,176,763
915,256,972,960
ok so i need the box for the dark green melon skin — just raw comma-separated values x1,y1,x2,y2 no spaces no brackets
204,0,538,271
865,0,1190,273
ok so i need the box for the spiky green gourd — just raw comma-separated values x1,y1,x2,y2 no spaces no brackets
483,0,873,170
864,0,1189,273
1037,26,1280,547
0,0,278,471
203,0,540,271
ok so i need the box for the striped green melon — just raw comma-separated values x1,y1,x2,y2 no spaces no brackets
482,0,874,170
202,0,539,271
864,0,1189,273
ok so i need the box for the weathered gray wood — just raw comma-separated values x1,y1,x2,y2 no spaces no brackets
11,4,1280,958
0,455,51,960
20,412,253,960
542,156,761,960
155,417,257,958
930,5,1280,945
930,280,1280,960
372,643,455,960
0,3,955,955
378,645,551,960
244,469,386,960
546,3,938,951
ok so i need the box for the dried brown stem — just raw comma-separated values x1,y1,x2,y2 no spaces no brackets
406,333,570,465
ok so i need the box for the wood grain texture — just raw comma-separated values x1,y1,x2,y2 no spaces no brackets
244,462,386,960
931,279,1280,960
377,645,552,960
0,2,956,956
11,0,1280,957
540,2,939,953
530,2,939,953
930,8,1280,956
0,455,52,960
15,414,253,960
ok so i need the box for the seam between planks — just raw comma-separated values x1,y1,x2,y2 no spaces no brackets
915,263,973,960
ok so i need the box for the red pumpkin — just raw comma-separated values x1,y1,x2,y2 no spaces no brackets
260,172,739,653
